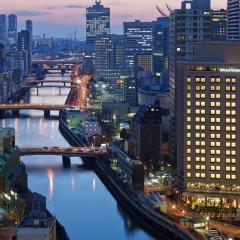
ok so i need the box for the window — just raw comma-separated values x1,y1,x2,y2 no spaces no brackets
226,102,236,108
196,173,200,178
211,157,221,163
211,166,221,171
211,102,221,107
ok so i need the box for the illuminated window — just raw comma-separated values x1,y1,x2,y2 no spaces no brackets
187,156,191,162
211,157,221,163
211,94,221,99
195,173,200,178
187,77,191,83
187,172,191,177
226,126,236,131
187,164,191,170
211,86,221,91
211,126,221,131
211,142,221,147
211,110,221,115
187,93,191,99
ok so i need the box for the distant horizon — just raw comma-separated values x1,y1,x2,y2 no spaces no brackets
2,0,227,38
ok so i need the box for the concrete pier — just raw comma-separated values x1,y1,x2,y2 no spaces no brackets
12,110,20,117
0,110,5,119
62,156,71,168
44,110,51,118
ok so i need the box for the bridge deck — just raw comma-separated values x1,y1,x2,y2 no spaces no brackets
0,104,75,111
19,147,106,157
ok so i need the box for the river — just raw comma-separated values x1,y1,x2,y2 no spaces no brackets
0,74,153,240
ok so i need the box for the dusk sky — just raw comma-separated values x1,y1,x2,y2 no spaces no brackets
1,0,227,38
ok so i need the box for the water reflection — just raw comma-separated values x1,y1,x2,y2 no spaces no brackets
47,169,54,200
0,74,153,240
93,177,96,192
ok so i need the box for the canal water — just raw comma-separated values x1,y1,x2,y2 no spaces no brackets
0,74,153,240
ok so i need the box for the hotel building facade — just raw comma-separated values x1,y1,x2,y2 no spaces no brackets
176,43,240,209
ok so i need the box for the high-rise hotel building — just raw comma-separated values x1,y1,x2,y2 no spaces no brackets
86,0,110,44
227,0,240,41
176,42,240,207
169,0,211,159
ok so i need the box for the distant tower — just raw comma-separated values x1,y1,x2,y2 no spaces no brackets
8,14,17,45
86,0,110,44
26,20,33,42
18,30,31,74
26,20,33,69
0,15,7,45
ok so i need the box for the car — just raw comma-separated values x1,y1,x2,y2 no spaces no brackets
206,230,219,238
209,236,222,240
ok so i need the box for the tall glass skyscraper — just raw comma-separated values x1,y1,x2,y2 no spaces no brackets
0,15,7,45
86,0,110,44
8,14,17,45
227,0,240,41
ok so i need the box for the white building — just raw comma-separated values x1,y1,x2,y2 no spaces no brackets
78,116,102,142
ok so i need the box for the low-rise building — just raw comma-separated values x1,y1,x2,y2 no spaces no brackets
78,116,102,142
14,192,56,240
108,145,144,191
0,128,28,221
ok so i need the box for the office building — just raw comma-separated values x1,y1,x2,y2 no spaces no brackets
18,30,31,73
134,53,153,75
124,20,153,70
26,20,33,68
211,9,227,42
138,85,170,110
124,78,137,106
8,14,17,45
0,43,5,73
227,0,240,41
95,34,124,83
86,0,110,44
0,14,7,45
131,105,168,170
169,0,211,157
152,17,170,85
176,42,240,208
26,20,33,41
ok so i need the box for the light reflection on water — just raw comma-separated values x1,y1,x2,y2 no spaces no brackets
0,74,153,240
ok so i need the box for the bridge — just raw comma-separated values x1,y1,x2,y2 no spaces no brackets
26,80,74,85
32,59,78,65
0,104,75,118
19,147,106,167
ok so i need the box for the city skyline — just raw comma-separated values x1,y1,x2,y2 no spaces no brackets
1,0,227,37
